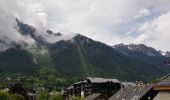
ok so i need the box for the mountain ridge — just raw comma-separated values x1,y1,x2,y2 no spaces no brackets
0,19,169,81
113,43,163,57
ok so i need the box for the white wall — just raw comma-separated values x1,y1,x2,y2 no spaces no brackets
154,91,170,100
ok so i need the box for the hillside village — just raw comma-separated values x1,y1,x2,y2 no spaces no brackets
61,75,170,100
1,74,170,100
0,20,170,100
1,0,170,100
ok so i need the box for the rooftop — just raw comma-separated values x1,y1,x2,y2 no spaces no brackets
86,77,120,83
85,93,106,100
121,82,137,87
74,80,87,85
109,85,153,100
155,75,170,87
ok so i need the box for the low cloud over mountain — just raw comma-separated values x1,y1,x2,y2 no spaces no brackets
1,0,170,51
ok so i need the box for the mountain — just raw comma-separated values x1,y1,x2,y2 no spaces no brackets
16,18,47,46
0,48,37,73
160,51,170,57
46,30,62,36
48,35,165,81
165,51,170,57
113,43,162,56
0,19,169,81
113,43,170,73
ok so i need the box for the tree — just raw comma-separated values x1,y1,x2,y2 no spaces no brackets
36,88,48,100
11,94,25,100
69,96,83,100
0,91,13,100
49,93,62,100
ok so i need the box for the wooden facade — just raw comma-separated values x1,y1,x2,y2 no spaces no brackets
86,81,121,97
154,86,170,91
63,77,121,99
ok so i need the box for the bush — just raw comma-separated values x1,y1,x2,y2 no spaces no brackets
69,96,83,100
49,93,62,100
0,91,13,100
11,94,25,100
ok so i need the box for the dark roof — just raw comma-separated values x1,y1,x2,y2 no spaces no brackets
121,82,136,87
85,93,106,100
86,77,120,83
155,75,170,87
109,86,136,100
109,85,153,100
66,80,87,90
74,80,87,85
66,85,73,90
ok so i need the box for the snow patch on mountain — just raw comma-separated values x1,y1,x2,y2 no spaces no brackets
113,43,162,57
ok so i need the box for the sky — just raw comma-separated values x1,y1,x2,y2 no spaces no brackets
0,0,170,51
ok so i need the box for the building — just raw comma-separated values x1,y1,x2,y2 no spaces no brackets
72,80,88,96
63,80,87,96
63,77,121,99
109,85,158,100
121,82,137,88
154,75,170,100
63,80,88,100
85,93,107,100
85,77,121,97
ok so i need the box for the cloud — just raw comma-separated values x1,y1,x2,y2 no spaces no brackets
40,0,145,45
0,0,46,51
151,0,170,13
134,9,151,19
42,0,138,32
136,12,170,51
1,0,170,51
39,0,170,51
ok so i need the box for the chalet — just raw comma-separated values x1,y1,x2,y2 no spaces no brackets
85,77,121,97
85,93,107,100
63,77,122,99
62,85,73,100
63,80,87,96
154,75,170,100
109,85,158,100
62,80,88,100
